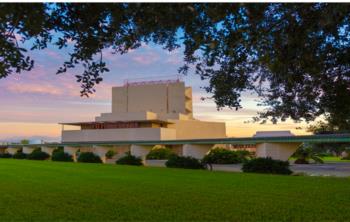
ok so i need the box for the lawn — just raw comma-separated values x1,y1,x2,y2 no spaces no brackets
322,156,350,162
0,159,349,221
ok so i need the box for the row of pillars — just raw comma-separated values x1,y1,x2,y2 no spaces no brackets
130,142,300,161
4,142,301,163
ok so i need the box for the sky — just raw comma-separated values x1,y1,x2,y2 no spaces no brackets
0,41,311,142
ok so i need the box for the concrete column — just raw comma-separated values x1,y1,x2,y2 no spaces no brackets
130,145,153,163
182,144,212,159
23,146,36,154
255,142,301,161
41,146,56,156
6,147,21,155
64,146,79,162
93,145,112,163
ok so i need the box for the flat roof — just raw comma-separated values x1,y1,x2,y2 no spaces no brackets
3,134,350,148
60,119,172,126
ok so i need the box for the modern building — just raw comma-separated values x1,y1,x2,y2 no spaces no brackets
6,78,345,163
61,79,227,143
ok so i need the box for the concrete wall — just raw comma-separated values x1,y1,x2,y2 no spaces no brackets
62,128,176,142
168,120,226,139
182,144,213,159
95,111,157,122
112,86,128,113
168,82,186,114
6,147,21,155
41,146,56,155
185,87,193,117
64,146,79,161
93,146,112,163
130,145,153,162
112,82,188,115
23,146,36,154
256,142,301,161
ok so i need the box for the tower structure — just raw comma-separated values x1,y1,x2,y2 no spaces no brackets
61,79,226,142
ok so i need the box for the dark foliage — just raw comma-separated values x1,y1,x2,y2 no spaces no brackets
165,155,204,169
292,144,324,164
0,153,12,158
51,151,73,162
1,4,350,128
294,158,309,164
105,150,116,159
77,152,102,163
12,151,27,159
242,157,292,175
27,149,50,160
202,148,247,165
116,153,143,166
146,147,173,160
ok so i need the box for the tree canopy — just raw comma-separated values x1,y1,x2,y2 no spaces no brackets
1,3,350,129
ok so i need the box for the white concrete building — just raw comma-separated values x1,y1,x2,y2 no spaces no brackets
61,80,227,143
2,78,313,163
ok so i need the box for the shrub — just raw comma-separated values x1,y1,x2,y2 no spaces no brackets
77,152,102,163
0,153,12,158
52,147,64,155
27,149,50,160
202,148,246,165
165,155,204,169
242,157,292,175
12,151,27,159
146,147,173,160
105,150,116,159
116,153,143,166
292,145,324,164
52,151,73,162
236,150,254,159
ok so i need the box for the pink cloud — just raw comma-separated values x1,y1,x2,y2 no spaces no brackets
131,52,160,65
6,82,64,96
44,49,62,60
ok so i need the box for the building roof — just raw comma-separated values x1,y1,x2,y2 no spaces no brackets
59,119,173,126
4,134,350,148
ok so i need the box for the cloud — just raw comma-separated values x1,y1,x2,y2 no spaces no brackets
44,49,62,60
131,52,160,65
5,82,64,96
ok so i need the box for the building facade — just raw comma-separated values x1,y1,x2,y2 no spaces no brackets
61,80,227,143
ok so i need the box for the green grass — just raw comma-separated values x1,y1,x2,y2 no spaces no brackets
0,159,349,221
321,156,350,162
289,156,350,163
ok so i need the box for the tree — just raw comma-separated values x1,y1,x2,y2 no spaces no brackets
306,120,349,155
293,144,324,164
1,3,350,127
20,139,29,145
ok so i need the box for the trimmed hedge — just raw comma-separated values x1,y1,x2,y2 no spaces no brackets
77,152,102,163
146,147,173,160
27,149,50,160
116,153,143,166
242,157,292,175
13,151,27,159
0,153,12,158
202,148,247,164
52,151,73,162
165,155,204,169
